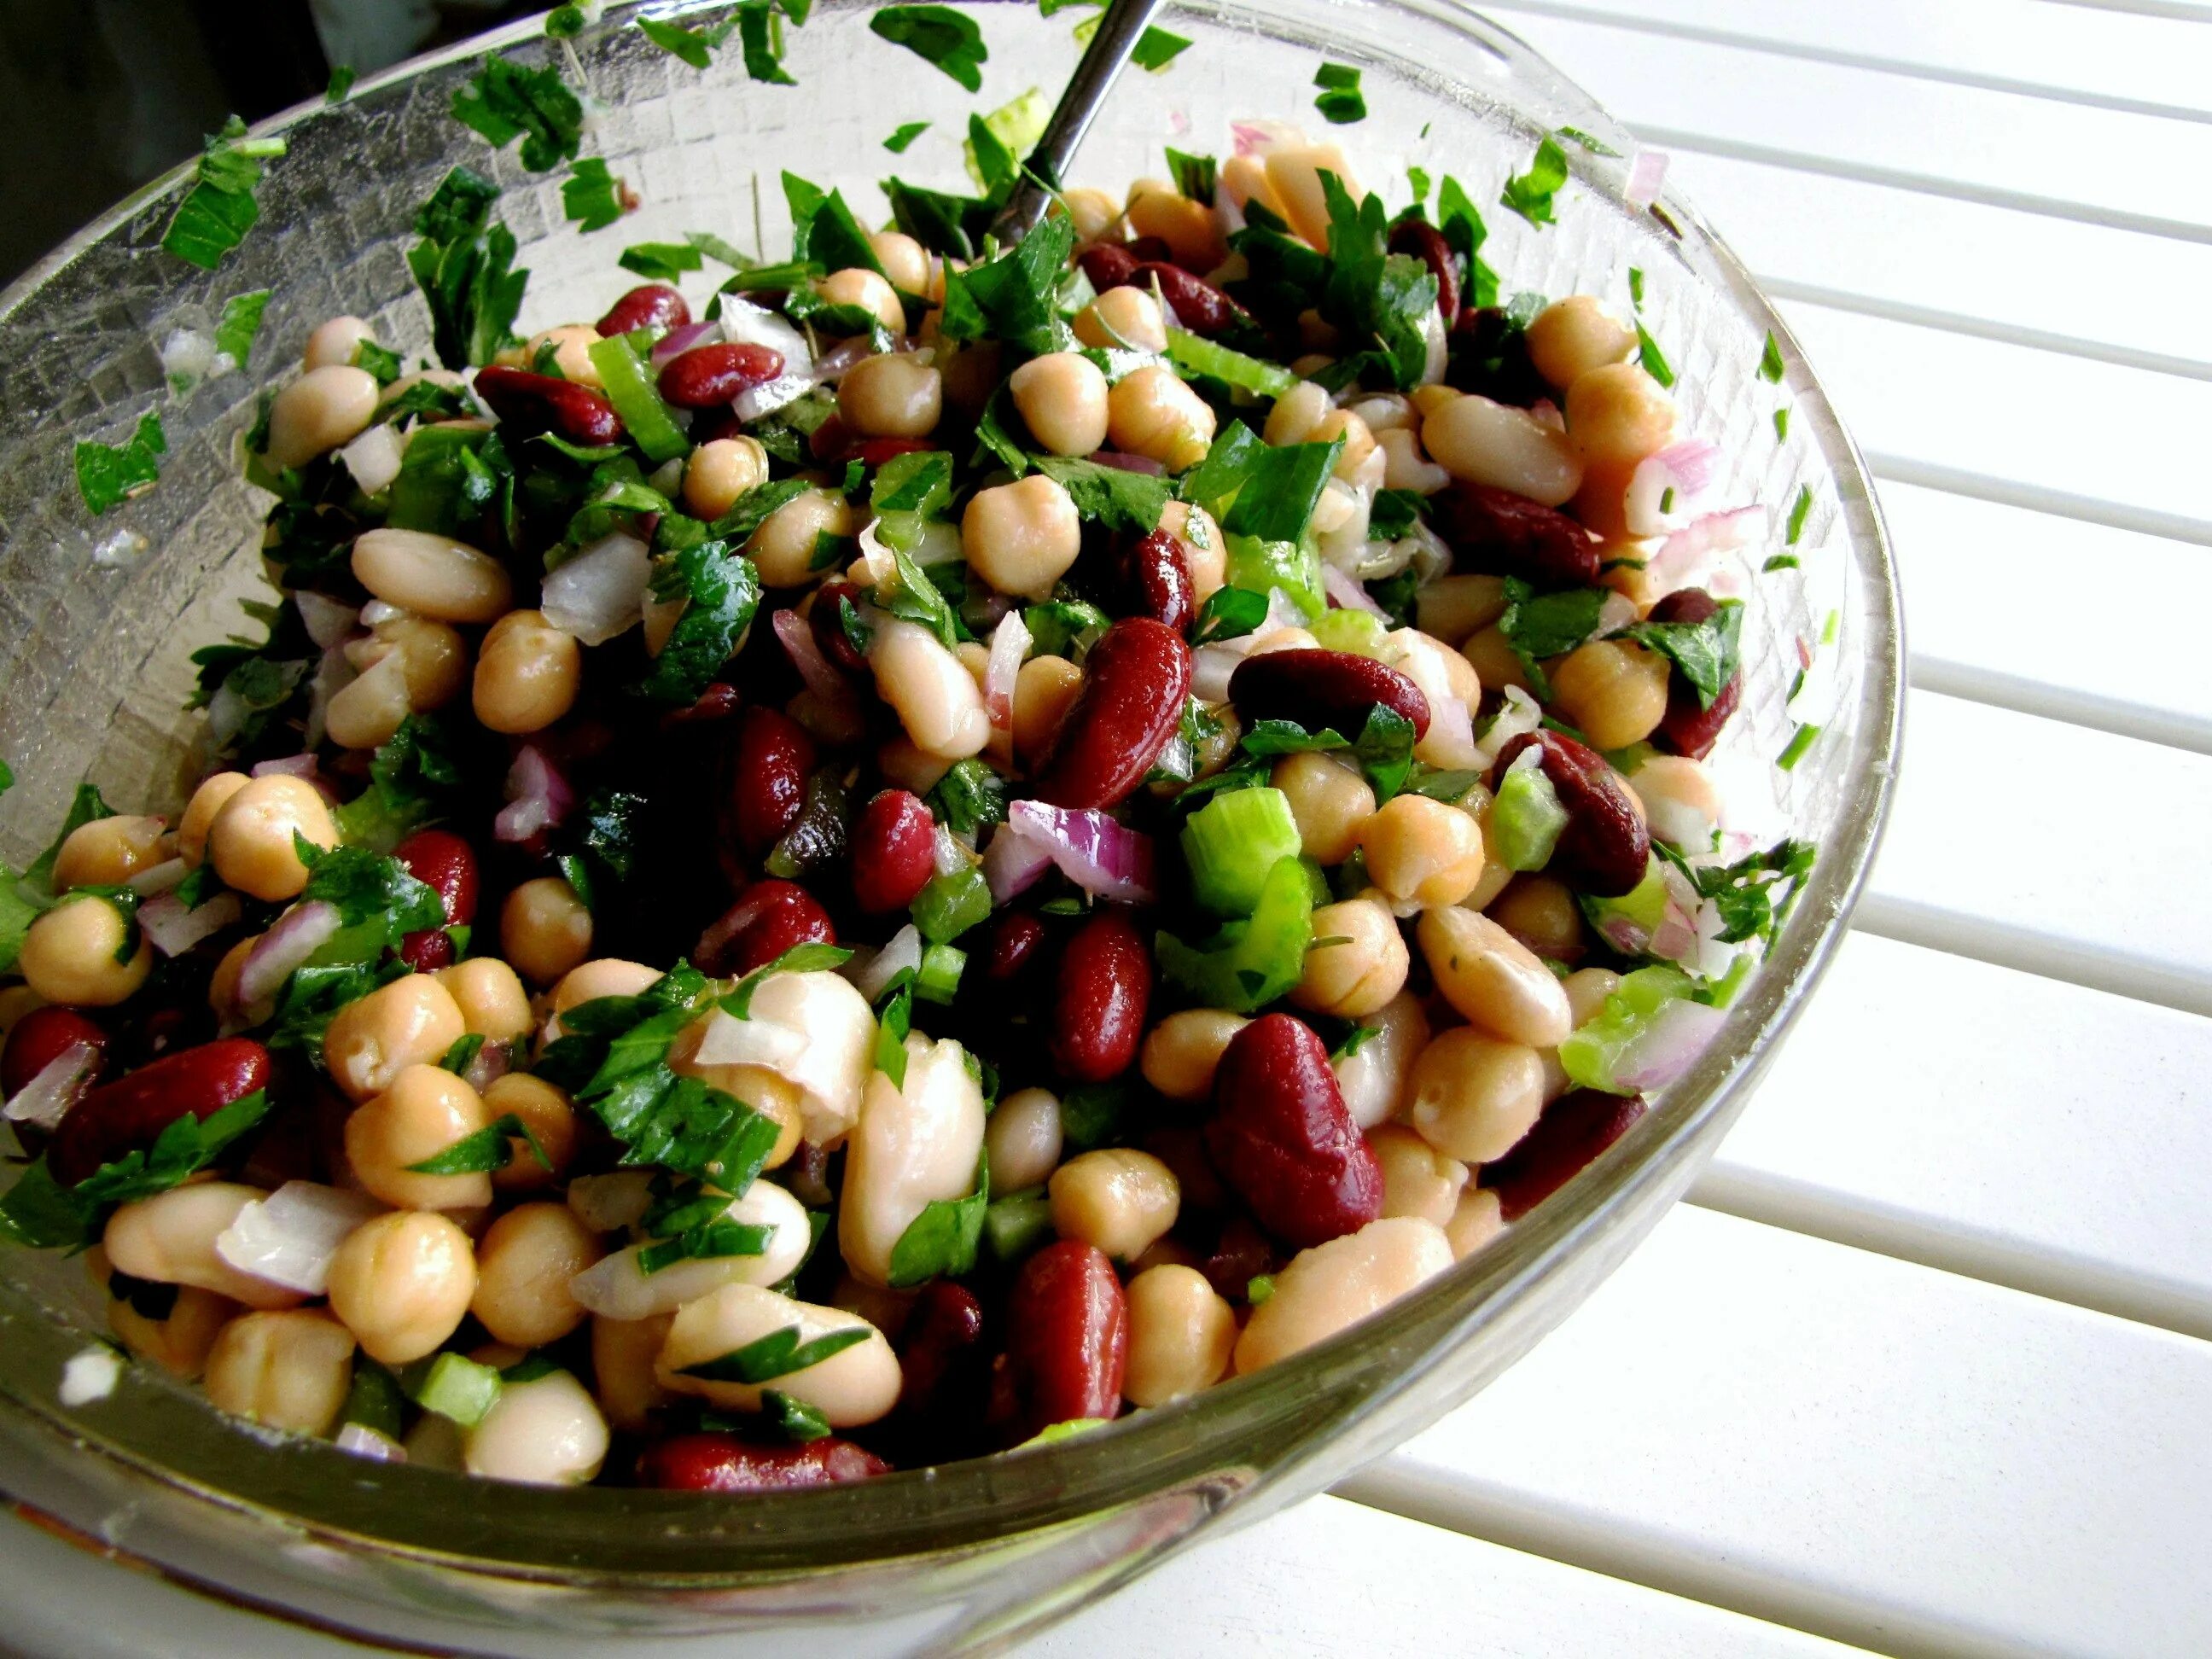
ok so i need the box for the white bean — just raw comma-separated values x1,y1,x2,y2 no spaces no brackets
868,617,991,761
568,1181,812,1320
838,1035,987,1286
1233,1217,1452,1374
463,1368,609,1486
656,1284,901,1426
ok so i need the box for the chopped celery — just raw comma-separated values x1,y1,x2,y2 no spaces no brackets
911,866,991,944
341,1359,406,1438
1493,764,1569,870
1559,964,1692,1093
916,941,965,1004
404,1351,503,1427
1155,854,1314,1013
1575,853,1668,947
1310,607,1386,657
1181,787,1301,917
1164,326,1295,397
1224,533,1322,620
983,1187,1053,1262
586,335,690,463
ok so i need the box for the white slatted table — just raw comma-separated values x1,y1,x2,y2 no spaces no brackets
4,3,2209,1654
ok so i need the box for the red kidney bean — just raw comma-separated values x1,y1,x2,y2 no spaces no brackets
1124,527,1193,634
896,1281,987,1422
849,790,936,914
398,931,454,973
2,1008,108,1099
393,830,479,926
1078,243,1138,292
1033,619,1192,810
658,682,743,730
597,283,690,338
1488,730,1650,898
472,366,626,447
49,1038,272,1187
720,707,818,859
1141,1125,1226,1214
1048,910,1151,1084
1447,306,1549,409
1003,1239,1127,1436
809,581,871,677
636,1433,891,1492
1388,217,1460,320
656,343,786,410
1480,1089,1648,1221
1436,483,1601,588
1227,649,1432,741
1204,1014,1382,1250
1132,263,1243,339
806,412,851,464
692,880,835,976
1200,1212,1278,1301
1123,236,1173,267
1647,588,1741,760
979,911,1049,984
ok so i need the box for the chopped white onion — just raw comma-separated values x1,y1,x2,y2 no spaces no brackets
1190,642,1246,704
158,326,221,393
690,1008,808,1072
337,423,404,496
300,646,352,754
931,824,974,879
856,515,898,590
1003,800,1157,904
293,591,362,651
1321,564,1387,619
1594,590,1640,637
1623,439,1721,538
1474,684,1545,768
126,857,189,897
1422,694,1481,769
58,1347,121,1406
236,901,342,1008
1648,506,1765,598
847,923,923,1002
1624,147,1669,212
335,1423,408,1463
983,608,1030,765
541,533,649,646
3,1042,98,1129
214,1181,385,1295
1614,996,1724,1091
90,529,151,571
137,888,242,958
494,745,577,846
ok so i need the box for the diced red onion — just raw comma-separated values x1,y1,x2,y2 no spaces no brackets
236,900,341,1007
1231,119,1299,158
772,608,860,707
1475,684,1544,767
1648,505,1765,599
495,745,576,845
1086,450,1165,476
214,1180,385,1295
335,1423,408,1463
649,319,722,367
3,1042,98,1129
127,857,188,897
1321,565,1387,619
293,591,361,651
463,1039,514,1095
847,923,923,1002
336,423,404,496
983,608,1030,765
1614,996,1724,1091
1625,148,1669,212
1624,439,1722,538
1592,911,1650,958
541,533,649,646
982,824,1057,905
1649,863,1703,964
1004,800,1157,904
137,888,241,958
1422,694,1481,769
1213,189,1248,240
808,335,881,388
252,753,321,781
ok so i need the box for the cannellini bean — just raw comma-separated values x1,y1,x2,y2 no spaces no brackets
568,1181,812,1320
1416,907,1574,1046
104,1183,304,1310
1420,393,1582,507
869,617,992,761
1333,989,1430,1130
1370,1123,1470,1227
987,1087,1064,1195
265,365,379,469
352,528,515,625
464,1368,609,1486
657,1283,901,1426
838,1035,986,1286
1444,1186,1506,1259
1233,1216,1452,1374
591,1312,673,1433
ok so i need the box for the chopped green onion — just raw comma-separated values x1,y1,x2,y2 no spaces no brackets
1163,327,1294,397
1308,607,1386,657
910,865,992,944
585,334,689,463
916,941,966,1004
1492,765,1569,871
1778,724,1820,771
405,1351,503,1427
1181,787,1302,917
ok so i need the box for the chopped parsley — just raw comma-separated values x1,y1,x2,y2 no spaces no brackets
405,1112,550,1175
637,13,737,67
1132,26,1192,70
1786,486,1813,545
620,240,706,281
1031,455,1171,534
213,289,271,370
1778,725,1819,771
0,1090,273,1250
870,4,988,91
326,66,357,102
1316,177,1435,391
885,120,930,153
732,0,803,85
161,116,287,270
562,158,628,232
1617,598,1743,709
451,54,583,172
1166,148,1217,205
1313,61,1365,125
1763,554,1800,573
1500,133,1569,228
1774,407,1790,444
1635,320,1674,387
1557,126,1621,157
74,410,166,516
1759,332,1784,383
1435,175,1501,309
637,538,764,705
761,1389,832,1442
925,758,1010,836
1190,585,1266,646
887,1150,988,1285
1499,579,1609,700
678,1321,871,1383
1219,437,1342,544
784,171,883,276
407,166,528,370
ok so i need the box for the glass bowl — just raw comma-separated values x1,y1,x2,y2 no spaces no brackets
0,0,1900,1650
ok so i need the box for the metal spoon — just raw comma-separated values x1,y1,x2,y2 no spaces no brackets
988,0,1166,245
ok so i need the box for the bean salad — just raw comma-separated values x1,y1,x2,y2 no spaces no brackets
0,117,1816,1492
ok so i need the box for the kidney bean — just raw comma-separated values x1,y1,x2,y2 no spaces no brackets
656,343,786,410
1078,243,1138,292
806,412,851,464
1124,527,1194,634
2,1007,108,1101
659,682,743,730
1435,483,1601,588
1048,910,1151,1084
1227,649,1431,742
1204,1014,1382,1250
1388,218,1461,321
1122,236,1173,267
1142,1124,1226,1214
720,707,818,859
843,437,938,470
1132,263,1244,339
1480,1088,1648,1221
979,911,1049,984
850,790,936,914
1200,1212,1278,1301
391,830,478,973
473,366,626,447
1488,731,1650,898
1447,306,1549,409
1033,619,1192,810
49,1038,272,1187
809,581,871,677
398,931,454,973
637,1433,891,1492
693,879,835,976
596,282,690,338
1647,588,1742,760
1003,1239,1127,1436
896,1281,987,1423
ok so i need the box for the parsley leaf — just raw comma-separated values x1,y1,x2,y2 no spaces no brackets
326,66,357,102
74,410,166,516
406,166,528,369
936,212,1074,356
1313,61,1365,125
1318,175,1435,390
1220,438,1342,544
1499,578,1608,700
329,714,464,850
1787,486,1813,545
213,290,271,370
1190,585,1266,646
783,172,882,276
406,1111,550,1175
451,55,582,172
678,1322,871,1382
885,120,930,153
562,157,628,232
1759,331,1785,384
1132,25,1191,70
1165,148,1216,204
637,14,736,68
1500,133,1570,228
1619,598,1743,710
161,116,287,270
620,240,705,281
924,759,1010,836
1682,838,1816,946
637,539,763,704
299,841,447,934
870,4,987,90
1434,176,1500,309
761,1388,832,1441
1636,320,1675,387
732,0,799,85
719,941,857,1019
72,1089,273,1213
1368,486,1427,541
879,543,960,650
874,982,913,1088
1030,454,1171,533
888,1150,988,1286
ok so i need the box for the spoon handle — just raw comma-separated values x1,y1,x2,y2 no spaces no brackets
988,0,1167,245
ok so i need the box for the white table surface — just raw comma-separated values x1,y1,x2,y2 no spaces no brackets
7,1,2211,1654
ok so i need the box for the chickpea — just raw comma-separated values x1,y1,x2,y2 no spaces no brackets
1107,366,1215,473
465,1368,609,1486
524,323,603,386
1009,352,1111,457
205,773,338,902
264,364,379,470
1621,747,1719,847
1416,908,1574,1047
344,1063,493,1211
1335,989,1430,1130
1550,638,1668,750
323,1210,478,1366
1075,286,1169,354
868,230,933,295
1270,750,1375,865
1263,380,1330,447
1357,795,1487,911
19,897,151,1007
1139,1008,1249,1103
303,316,375,373
1050,1148,1180,1260
471,1202,602,1348
1405,1026,1546,1162
683,435,771,521
591,1313,673,1433
1318,409,1378,481
1563,966,1622,1027
483,1073,579,1192
1445,1186,1506,1259
748,487,855,590
1420,393,1582,508
1156,500,1225,602
325,650,411,750
961,474,1082,602
869,617,992,761
1012,655,1083,763
1054,185,1120,242
1565,361,1677,469
1122,1264,1236,1407
356,616,469,707
546,960,660,1032
1415,575,1508,646
816,267,905,333
203,1308,355,1435
1294,899,1410,1021
987,1087,1064,1195
470,608,582,736
1378,427,1451,495
1461,624,1531,696
1489,875,1586,966
352,529,514,624
103,1183,301,1309
49,813,166,893
1525,294,1639,392
207,936,255,1019
1126,178,1224,270
178,771,249,869
500,877,593,985
434,957,533,1044
878,734,955,795
323,975,467,1104
106,1275,236,1379
1233,1216,1451,1375
658,1284,900,1426
838,352,942,439
1370,1122,1470,1227
1409,384,1460,420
